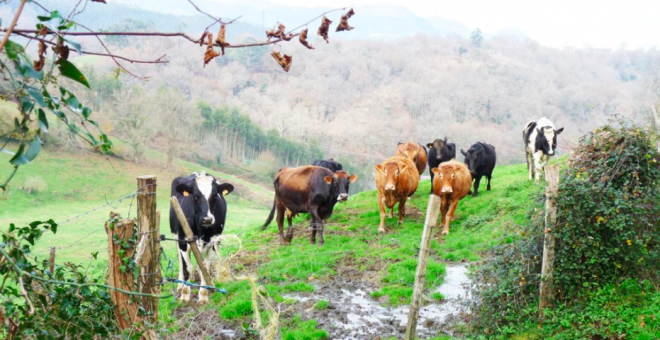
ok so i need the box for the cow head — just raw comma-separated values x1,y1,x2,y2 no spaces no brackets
334,170,358,202
461,144,484,176
427,137,448,161
536,127,564,156
432,165,458,193
175,172,234,227
375,161,408,192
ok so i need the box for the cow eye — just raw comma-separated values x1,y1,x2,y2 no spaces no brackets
452,173,455,178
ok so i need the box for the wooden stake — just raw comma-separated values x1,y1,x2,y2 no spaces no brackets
539,165,559,318
170,196,215,292
405,194,442,340
136,175,160,322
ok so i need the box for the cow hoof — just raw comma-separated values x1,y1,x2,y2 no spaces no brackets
378,228,386,234
198,290,209,304
440,231,449,236
180,286,192,302
397,220,403,225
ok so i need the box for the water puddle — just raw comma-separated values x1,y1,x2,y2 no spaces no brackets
285,264,470,339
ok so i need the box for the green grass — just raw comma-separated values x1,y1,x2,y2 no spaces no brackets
0,143,549,338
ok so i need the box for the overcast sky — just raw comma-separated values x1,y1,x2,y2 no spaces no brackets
251,0,659,49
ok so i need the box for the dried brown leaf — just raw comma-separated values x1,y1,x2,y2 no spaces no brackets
299,28,314,49
215,24,230,55
52,39,69,61
266,29,278,39
34,40,47,71
38,26,48,36
271,51,292,72
317,16,332,43
336,9,354,32
204,33,220,66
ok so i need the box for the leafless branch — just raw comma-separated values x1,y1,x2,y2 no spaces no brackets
286,7,347,34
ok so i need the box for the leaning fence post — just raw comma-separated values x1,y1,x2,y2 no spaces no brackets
405,194,442,340
539,165,560,318
170,196,216,296
136,175,160,322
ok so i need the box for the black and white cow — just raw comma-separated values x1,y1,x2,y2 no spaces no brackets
426,137,456,193
461,142,496,197
169,171,234,303
523,118,564,182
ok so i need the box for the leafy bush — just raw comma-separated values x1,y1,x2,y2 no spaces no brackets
22,176,48,195
0,221,117,339
467,122,660,338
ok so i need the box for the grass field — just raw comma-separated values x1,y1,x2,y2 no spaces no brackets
0,145,551,339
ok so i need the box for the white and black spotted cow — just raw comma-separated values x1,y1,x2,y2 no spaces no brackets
523,118,564,182
169,171,234,303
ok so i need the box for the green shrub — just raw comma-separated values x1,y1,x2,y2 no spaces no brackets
468,122,660,338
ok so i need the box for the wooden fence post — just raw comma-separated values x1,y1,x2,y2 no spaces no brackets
539,165,560,318
405,194,442,340
170,196,215,294
136,175,160,322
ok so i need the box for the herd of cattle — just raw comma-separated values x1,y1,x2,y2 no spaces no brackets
168,118,564,302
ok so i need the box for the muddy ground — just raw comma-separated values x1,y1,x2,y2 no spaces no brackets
166,265,470,340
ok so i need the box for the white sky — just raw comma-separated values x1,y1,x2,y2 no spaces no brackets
255,0,660,49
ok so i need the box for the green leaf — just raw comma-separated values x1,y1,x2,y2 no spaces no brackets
18,57,44,80
56,60,90,89
25,135,42,161
63,38,82,54
82,107,92,119
9,143,29,165
38,109,49,133
28,88,47,107
4,40,24,60
65,94,80,109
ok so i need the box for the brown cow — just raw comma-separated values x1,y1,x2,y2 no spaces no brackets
375,156,420,233
431,160,472,235
395,141,427,177
261,166,357,245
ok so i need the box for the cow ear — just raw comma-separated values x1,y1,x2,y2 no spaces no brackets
555,127,564,134
461,149,467,156
426,143,433,149
397,142,403,145
375,165,384,172
216,182,234,196
444,137,448,143
349,174,358,182
432,168,440,175
175,182,194,196
324,176,333,185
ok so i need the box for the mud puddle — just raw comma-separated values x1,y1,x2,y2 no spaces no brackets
285,264,470,339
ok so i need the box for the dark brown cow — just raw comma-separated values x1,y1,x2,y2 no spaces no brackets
375,156,420,233
261,166,357,245
432,160,472,235
395,141,427,177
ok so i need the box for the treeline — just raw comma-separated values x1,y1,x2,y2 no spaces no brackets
197,102,323,166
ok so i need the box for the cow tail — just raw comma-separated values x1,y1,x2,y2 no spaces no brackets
260,201,276,230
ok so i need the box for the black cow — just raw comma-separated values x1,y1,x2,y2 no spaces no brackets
170,171,234,303
461,142,496,197
312,158,343,173
426,137,456,193
261,166,357,245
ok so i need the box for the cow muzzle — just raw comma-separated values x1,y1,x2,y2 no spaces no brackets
202,216,214,226
441,186,453,193
548,150,554,155
338,194,349,202
385,184,396,191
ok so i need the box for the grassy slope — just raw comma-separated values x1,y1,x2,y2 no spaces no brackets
161,162,543,339
0,146,271,263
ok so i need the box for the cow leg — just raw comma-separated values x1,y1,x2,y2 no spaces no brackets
439,196,449,232
441,200,460,235
397,198,406,225
534,152,545,183
178,245,193,302
389,207,394,218
310,206,324,245
285,209,294,243
276,204,287,245
487,174,492,191
197,239,216,304
527,151,534,181
472,176,481,197
378,194,387,233
429,170,435,194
